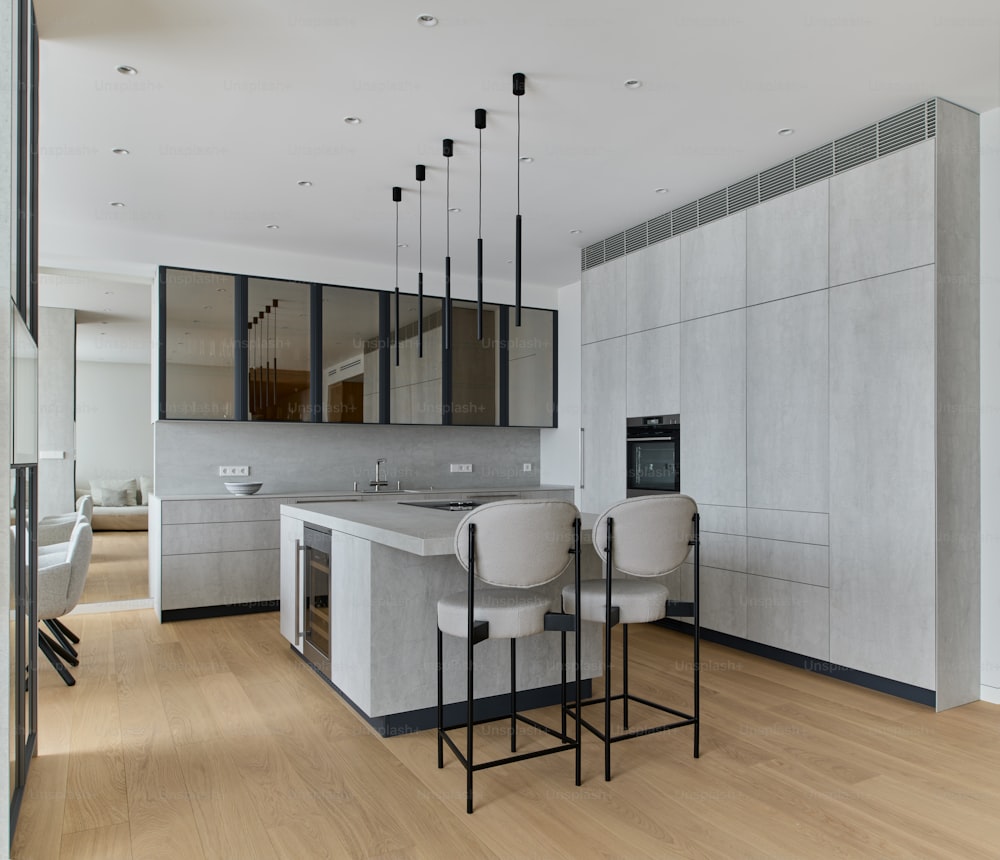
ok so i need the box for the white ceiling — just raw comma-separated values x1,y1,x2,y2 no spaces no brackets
34,0,1000,360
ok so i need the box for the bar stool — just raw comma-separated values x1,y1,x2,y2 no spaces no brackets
562,494,700,781
437,499,582,814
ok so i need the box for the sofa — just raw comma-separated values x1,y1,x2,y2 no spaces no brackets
79,476,151,531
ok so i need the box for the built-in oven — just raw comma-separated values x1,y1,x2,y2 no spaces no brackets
303,525,332,679
626,414,680,496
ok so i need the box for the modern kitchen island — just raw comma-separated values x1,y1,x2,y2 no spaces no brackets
279,498,603,735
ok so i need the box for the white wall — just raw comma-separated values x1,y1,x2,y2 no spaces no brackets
76,361,154,491
38,307,76,517
540,280,582,507
980,107,1000,703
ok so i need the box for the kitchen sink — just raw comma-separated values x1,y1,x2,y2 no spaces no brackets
398,499,481,512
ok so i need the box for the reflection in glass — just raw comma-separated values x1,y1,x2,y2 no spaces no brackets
390,294,443,424
12,308,38,463
248,278,310,421
450,300,499,426
507,306,555,427
164,269,235,419
321,286,381,423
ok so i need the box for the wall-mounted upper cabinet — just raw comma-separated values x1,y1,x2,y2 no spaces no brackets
680,211,747,321
747,180,829,306
581,256,625,344
625,237,680,334
158,266,556,428
829,139,936,287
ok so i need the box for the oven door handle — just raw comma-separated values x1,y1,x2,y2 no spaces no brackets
626,436,674,442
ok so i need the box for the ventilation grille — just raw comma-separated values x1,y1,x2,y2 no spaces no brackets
581,99,937,270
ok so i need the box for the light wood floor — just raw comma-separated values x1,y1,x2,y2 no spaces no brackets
79,531,149,605
15,603,1000,859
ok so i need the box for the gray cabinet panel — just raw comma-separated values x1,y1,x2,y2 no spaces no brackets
626,238,681,333
626,324,680,417
829,267,936,689
746,576,829,660
748,538,829,588
747,290,829,512
700,531,747,573
696,504,747,536
162,520,279,555
747,180,829,305
680,310,746,508
161,497,283,524
829,140,935,287
162,549,279,610
279,515,305,648
582,258,626,344
680,211,747,320
682,565,747,638
581,337,626,513
746,508,828,545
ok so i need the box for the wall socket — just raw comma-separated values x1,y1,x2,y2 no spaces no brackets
523,463,532,472
449,464,473,473
219,465,250,477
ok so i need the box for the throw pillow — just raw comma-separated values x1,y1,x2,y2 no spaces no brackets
90,478,138,506
138,475,154,505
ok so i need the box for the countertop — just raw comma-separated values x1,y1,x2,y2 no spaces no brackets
154,484,574,502
281,499,595,557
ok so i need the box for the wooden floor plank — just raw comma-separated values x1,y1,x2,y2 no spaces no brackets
59,823,133,860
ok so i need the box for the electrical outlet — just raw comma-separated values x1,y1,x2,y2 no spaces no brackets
449,464,473,473
219,465,250,477
523,463,532,472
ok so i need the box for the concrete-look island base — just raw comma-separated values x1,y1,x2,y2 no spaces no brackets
280,500,603,736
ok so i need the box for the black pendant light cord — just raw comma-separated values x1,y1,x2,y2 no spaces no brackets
514,72,525,327
475,108,487,341
443,138,453,351
416,163,425,358
393,186,401,367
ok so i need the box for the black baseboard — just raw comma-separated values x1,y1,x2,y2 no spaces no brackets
162,600,279,622
656,619,935,707
292,645,592,737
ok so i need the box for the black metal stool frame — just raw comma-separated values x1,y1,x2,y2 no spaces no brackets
568,510,700,781
436,518,583,814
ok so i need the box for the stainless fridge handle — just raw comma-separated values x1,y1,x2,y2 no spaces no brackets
294,538,306,641
579,427,585,490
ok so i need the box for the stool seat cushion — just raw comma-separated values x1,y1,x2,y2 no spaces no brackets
438,587,554,640
562,579,668,624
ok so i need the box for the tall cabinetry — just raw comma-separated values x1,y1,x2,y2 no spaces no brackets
578,99,979,708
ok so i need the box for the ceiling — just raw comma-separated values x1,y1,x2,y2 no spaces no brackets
34,0,1000,361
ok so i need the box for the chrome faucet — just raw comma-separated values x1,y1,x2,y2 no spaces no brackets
370,457,388,492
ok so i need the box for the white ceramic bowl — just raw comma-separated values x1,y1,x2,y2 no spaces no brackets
224,481,263,496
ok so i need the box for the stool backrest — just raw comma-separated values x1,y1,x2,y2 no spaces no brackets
593,495,697,576
455,499,579,588
76,494,94,521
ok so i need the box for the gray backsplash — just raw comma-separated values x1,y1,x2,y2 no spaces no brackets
154,421,542,495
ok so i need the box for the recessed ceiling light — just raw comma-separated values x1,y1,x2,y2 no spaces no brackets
343,116,362,125
265,224,280,230
109,201,125,207
518,156,534,164
417,14,439,27
448,207,461,213
111,148,130,156
654,187,669,194
624,79,643,89
216,287,227,293
297,180,312,187
569,229,582,234
116,65,138,76
397,243,408,248
777,127,795,136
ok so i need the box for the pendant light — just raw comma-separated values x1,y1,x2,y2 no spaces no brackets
513,72,525,327
475,108,487,340
392,185,402,367
442,138,453,350
416,163,426,357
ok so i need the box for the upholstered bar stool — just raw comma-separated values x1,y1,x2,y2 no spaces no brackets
38,519,93,685
437,499,582,814
562,494,700,781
